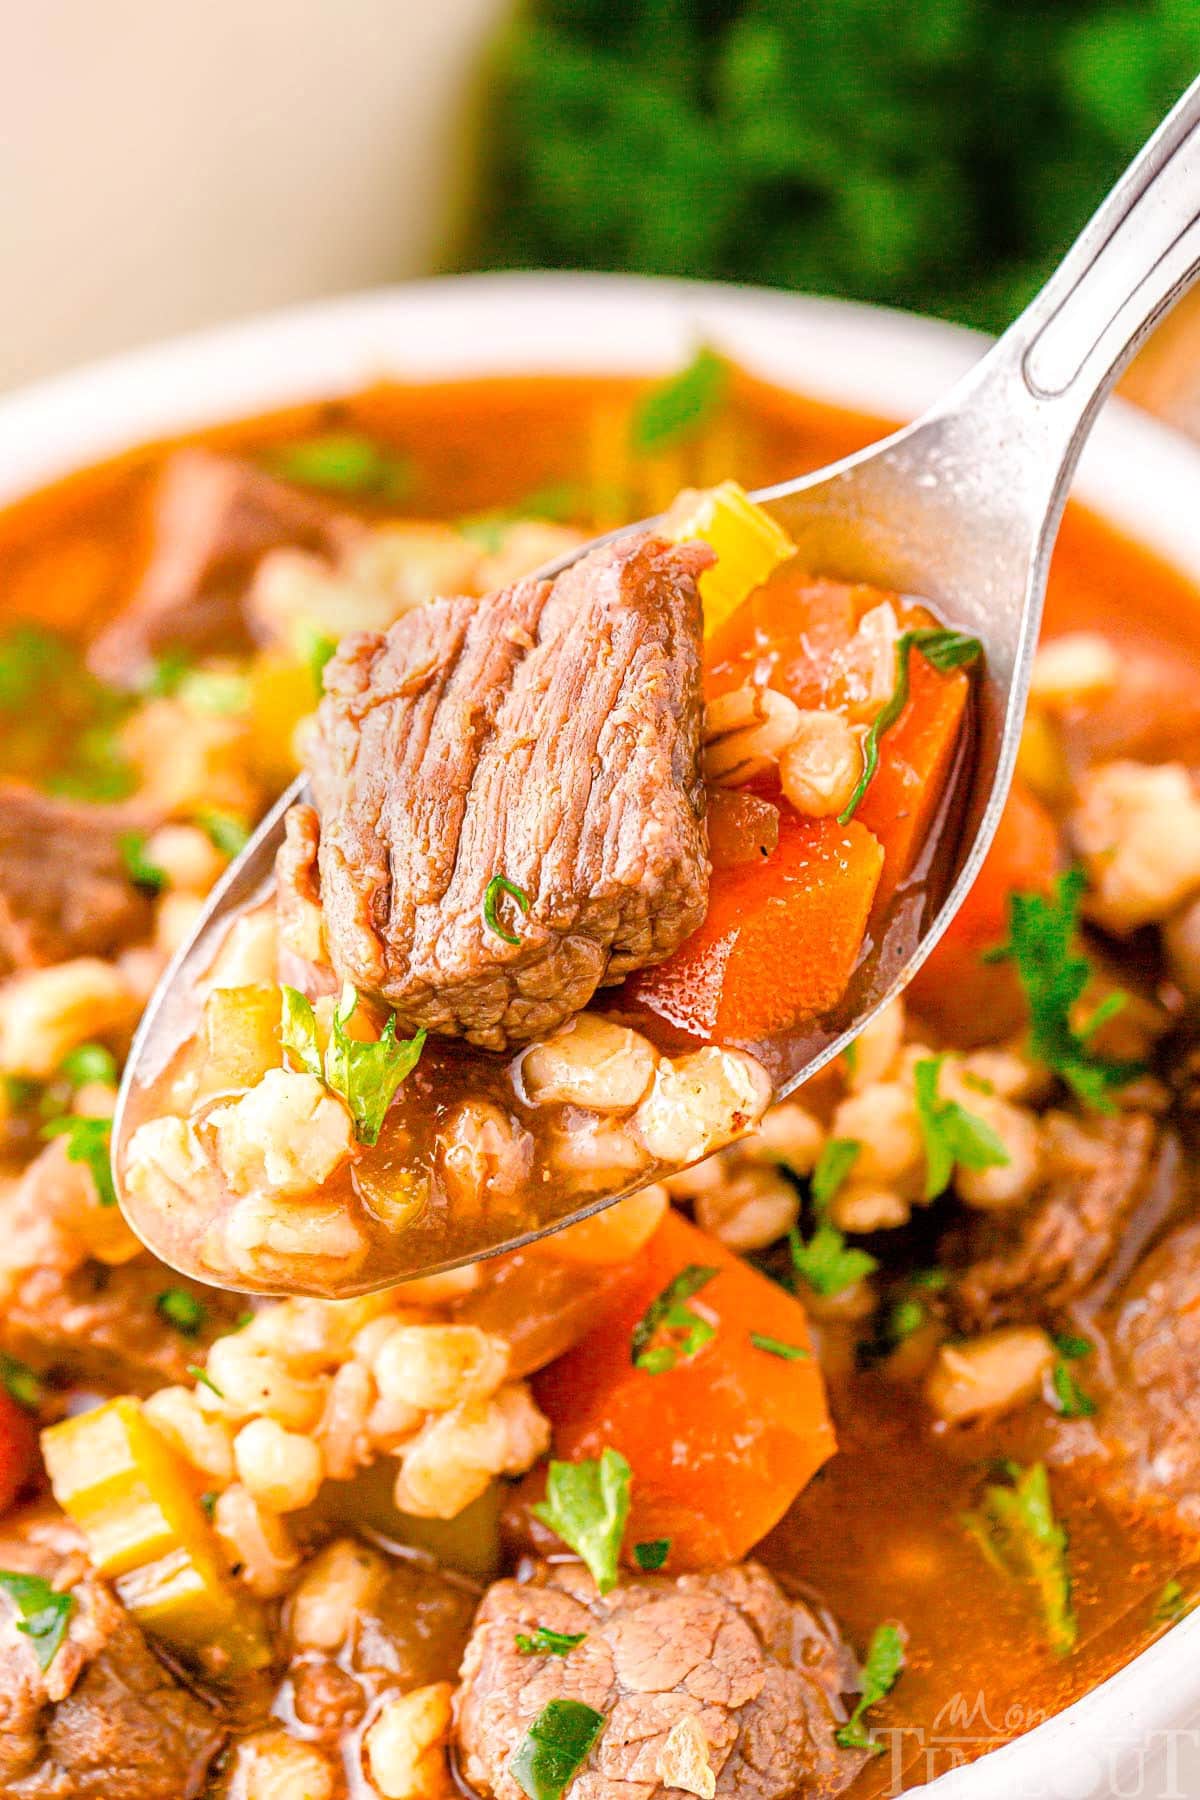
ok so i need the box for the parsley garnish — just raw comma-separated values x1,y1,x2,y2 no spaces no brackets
983,870,1142,1110
304,628,338,697
325,984,426,1146
515,1626,587,1657
0,1571,74,1670
634,1539,670,1571
280,985,323,1079
59,1043,118,1089
483,874,530,946
962,1461,1076,1656
789,1223,876,1299
42,1116,116,1207
1049,1333,1096,1419
1153,1579,1188,1626
836,1621,906,1754
0,1352,42,1411
156,1289,207,1337
266,432,412,499
177,669,250,717
532,1448,631,1594
631,1265,719,1373
839,628,983,823
811,1137,861,1206
139,649,193,697
280,984,425,1145
913,1055,1010,1199
631,347,728,455
749,1332,809,1360
187,1364,224,1398
194,809,251,858
509,1698,606,1800
119,831,167,894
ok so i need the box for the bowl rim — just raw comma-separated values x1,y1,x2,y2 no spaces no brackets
2,269,1199,1800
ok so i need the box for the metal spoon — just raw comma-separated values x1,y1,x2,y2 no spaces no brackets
114,76,1200,1294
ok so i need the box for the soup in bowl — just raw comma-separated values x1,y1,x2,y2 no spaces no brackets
0,279,1198,1800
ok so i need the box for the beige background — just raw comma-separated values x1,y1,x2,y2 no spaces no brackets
0,0,507,390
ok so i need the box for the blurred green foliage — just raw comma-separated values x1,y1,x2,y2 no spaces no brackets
468,0,1200,330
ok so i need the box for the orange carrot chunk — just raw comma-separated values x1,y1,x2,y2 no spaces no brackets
626,811,883,1042
856,650,971,903
532,1210,835,1568
908,778,1060,1045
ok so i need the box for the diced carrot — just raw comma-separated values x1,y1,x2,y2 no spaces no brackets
856,651,971,903
704,568,861,707
531,1210,835,1567
625,811,883,1042
907,779,1060,1046
0,1389,38,1514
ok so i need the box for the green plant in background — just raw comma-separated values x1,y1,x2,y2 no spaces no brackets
467,0,1200,331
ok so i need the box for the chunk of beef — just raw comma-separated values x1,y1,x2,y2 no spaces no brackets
0,784,152,973
309,534,712,1050
88,450,361,684
0,1141,242,1394
1087,1220,1200,1532
454,1562,866,1800
0,1510,224,1798
947,1112,1179,1331
274,801,337,997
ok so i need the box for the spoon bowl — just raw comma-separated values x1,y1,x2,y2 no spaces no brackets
113,75,1200,1292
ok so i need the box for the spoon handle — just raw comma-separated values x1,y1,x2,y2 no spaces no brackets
982,73,1200,456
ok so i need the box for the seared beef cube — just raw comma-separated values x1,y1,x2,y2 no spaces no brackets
0,1513,224,1798
455,1561,867,1800
309,534,712,1050
947,1112,1178,1330
1090,1219,1200,1532
88,450,360,684
0,783,153,973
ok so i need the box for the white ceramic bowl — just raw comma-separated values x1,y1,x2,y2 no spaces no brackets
2,273,1198,1800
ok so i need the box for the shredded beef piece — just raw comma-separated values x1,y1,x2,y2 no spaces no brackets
0,784,152,973
947,1112,1180,1331
1087,1220,1200,1532
0,1141,241,1394
308,533,712,1050
88,450,360,684
0,1512,224,1799
455,1561,865,1800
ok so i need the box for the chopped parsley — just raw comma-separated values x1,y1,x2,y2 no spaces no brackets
0,1352,42,1412
0,1571,74,1670
811,1137,861,1207
177,668,251,717
303,628,338,696
138,649,193,697
119,831,167,894
631,1265,719,1373
633,1539,670,1571
280,985,323,1079
836,1621,906,1754
41,1116,116,1207
266,432,412,499
194,808,251,858
962,1461,1076,1656
324,984,426,1146
187,1364,224,1399
839,629,983,823
156,1289,207,1337
789,1223,876,1300
515,1626,587,1657
1153,1579,1188,1626
1048,1333,1096,1419
631,347,729,456
509,1698,606,1800
983,869,1142,1110
483,874,531,946
58,1043,118,1089
749,1332,809,1361
913,1055,1010,1199
459,482,594,550
532,1448,631,1594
